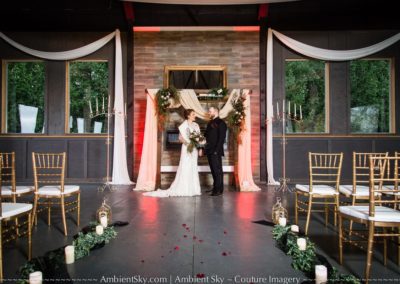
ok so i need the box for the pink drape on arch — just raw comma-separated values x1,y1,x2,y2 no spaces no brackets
134,89,260,192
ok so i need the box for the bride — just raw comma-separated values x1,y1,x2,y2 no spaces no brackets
143,109,202,197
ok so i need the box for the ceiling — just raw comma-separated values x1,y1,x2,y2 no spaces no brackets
0,0,399,32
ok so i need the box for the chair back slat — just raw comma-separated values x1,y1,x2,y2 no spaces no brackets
0,152,16,191
32,152,66,192
369,156,400,217
353,152,388,190
309,152,343,192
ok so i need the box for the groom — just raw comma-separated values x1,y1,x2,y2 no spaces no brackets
204,106,227,196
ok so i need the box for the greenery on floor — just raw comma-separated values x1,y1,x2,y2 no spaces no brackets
272,224,361,284
17,223,117,284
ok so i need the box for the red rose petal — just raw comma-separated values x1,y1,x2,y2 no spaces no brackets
222,252,227,256
196,273,205,278
198,239,204,243
193,236,197,240
174,246,180,250
182,224,187,227
141,260,145,263
224,230,227,235
184,235,187,238
218,241,221,245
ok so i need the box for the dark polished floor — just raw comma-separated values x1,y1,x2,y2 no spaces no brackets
2,184,400,283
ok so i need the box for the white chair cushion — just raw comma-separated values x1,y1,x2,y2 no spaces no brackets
381,185,400,196
339,185,380,197
36,185,80,196
339,205,400,222
1,202,33,219
1,185,34,196
295,184,338,195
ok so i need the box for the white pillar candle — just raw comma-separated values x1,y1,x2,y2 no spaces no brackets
291,225,299,233
315,265,328,284
96,225,104,235
100,215,108,228
102,96,105,112
288,100,291,114
297,238,307,251
65,245,75,264
108,95,111,109
88,100,93,114
294,103,297,117
29,271,43,284
96,97,99,113
278,217,287,227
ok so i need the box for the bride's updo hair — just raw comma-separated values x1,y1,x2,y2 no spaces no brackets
184,109,194,119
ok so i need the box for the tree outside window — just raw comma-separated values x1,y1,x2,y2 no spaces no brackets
68,61,109,134
284,60,327,133
350,59,391,133
5,61,45,134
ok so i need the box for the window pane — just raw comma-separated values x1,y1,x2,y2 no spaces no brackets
350,59,390,133
285,60,326,133
6,62,45,133
69,61,109,134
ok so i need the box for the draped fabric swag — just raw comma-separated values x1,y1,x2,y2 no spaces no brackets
0,30,133,185
134,89,261,192
266,28,400,184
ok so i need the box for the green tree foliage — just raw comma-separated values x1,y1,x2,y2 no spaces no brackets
285,60,326,133
7,62,45,133
350,60,390,133
69,61,109,133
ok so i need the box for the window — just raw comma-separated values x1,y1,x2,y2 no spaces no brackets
350,59,392,133
67,61,109,134
284,60,327,133
2,61,45,134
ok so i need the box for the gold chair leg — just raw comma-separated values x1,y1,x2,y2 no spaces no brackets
32,195,39,227
12,196,20,237
338,214,343,265
334,195,339,227
365,221,375,284
305,195,313,235
61,196,68,236
349,196,356,237
28,213,32,261
77,192,81,226
47,198,51,226
295,192,298,225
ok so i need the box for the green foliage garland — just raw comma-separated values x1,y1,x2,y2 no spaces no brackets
208,87,228,99
272,224,360,284
16,223,117,284
226,92,246,142
155,87,180,128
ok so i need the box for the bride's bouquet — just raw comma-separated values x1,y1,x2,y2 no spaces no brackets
187,130,206,153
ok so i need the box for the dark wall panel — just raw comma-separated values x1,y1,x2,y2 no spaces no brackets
0,139,27,179
67,140,86,179
86,140,107,179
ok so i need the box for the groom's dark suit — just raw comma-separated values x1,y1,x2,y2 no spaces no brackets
205,117,227,195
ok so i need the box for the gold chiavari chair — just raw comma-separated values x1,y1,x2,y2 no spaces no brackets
1,155,33,283
338,155,400,284
295,152,343,235
32,152,80,236
0,152,34,202
380,152,400,209
339,152,388,234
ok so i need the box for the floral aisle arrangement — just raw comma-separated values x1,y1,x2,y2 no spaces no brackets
187,129,206,153
227,91,246,142
272,224,360,284
155,87,180,127
17,222,120,284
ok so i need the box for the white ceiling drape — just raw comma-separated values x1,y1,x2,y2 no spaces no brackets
0,30,133,185
266,28,400,185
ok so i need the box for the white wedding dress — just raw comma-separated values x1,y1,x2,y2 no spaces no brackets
143,120,201,197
